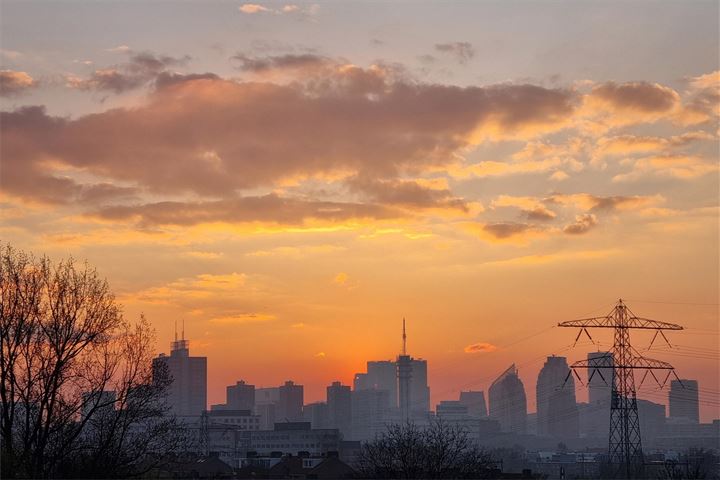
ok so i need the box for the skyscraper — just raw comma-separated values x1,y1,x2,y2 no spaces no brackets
536,356,578,438
669,379,699,423
410,359,430,415
587,351,614,405
366,361,398,406
152,332,207,416
488,364,527,434
459,390,487,417
327,381,352,437
278,380,304,422
351,388,390,441
226,380,255,411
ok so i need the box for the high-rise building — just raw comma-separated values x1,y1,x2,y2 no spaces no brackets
536,356,578,438
587,351,613,405
327,381,352,437
278,380,304,422
459,390,487,417
303,401,329,429
410,359,430,415
436,400,468,419
255,387,280,429
669,379,699,423
227,380,255,411
397,353,412,420
152,332,207,417
367,361,398,407
351,388,390,441
488,364,527,434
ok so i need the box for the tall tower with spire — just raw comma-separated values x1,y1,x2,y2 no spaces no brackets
397,318,412,421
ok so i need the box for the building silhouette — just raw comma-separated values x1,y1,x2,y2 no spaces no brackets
587,351,613,405
351,388,390,442
459,390,488,418
152,331,207,416
410,358,430,415
669,379,700,423
536,356,578,438
278,381,304,422
212,380,255,411
327,381,352,437
354,360,397,408
489,364,527,434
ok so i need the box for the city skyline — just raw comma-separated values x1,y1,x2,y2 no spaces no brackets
1,0,718,427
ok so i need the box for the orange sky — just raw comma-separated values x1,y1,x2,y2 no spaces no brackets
1,1,718,422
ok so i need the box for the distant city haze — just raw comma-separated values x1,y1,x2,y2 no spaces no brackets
1,0,717,426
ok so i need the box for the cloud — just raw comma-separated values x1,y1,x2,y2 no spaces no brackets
482,222,537,240
347,176,469,212
239,4,270,14
0,70,35,96
66,51,191,93
450,158,568,179
87,195,400,227
547,193,664,213
612,155,718,181
592,132,714,165
491,195,557,221
106,45,131,53
681,70,719,124
549,171,569,181
464,342,497,353
333,272,349,286
314,351,326,358
434,42,475,64
0,49,22,60
582,81,682,130
183,251,224,260
1,72,575,207
563,213,598,235
590,81,679,113
238,3,317,16
132,272,248,305
232,53,333,74
208,312,275,324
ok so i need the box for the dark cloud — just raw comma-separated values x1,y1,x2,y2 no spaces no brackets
88,194,400,227
1,71,575,207
563,213,598,235
347,177,468,211
0,70,35,97
155,72,220,89
78,183,140,204
67,52,191,93
590,81,678,113
434,42,475,64
231,53,333,74
483,222,534,239
524,207,556,221
588,196,653,212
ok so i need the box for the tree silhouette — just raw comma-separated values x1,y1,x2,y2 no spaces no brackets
0,244,187,478
354,419,497,479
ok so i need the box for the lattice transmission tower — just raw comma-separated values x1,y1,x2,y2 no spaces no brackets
559,299,683,479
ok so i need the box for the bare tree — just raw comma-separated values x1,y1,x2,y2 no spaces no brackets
0,244,186,478
354,420,497,479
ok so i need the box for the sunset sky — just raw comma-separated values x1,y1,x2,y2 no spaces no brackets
1,1,718,421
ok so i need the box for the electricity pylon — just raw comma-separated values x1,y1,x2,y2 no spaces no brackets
559,299,683,479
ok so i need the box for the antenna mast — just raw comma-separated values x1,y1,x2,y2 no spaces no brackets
402,317,407,355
